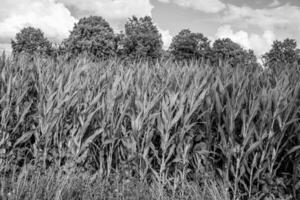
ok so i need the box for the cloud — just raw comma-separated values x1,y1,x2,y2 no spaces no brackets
0,0,156,53
223,4,300,32
269,0,281,7
216,25,275,56
55,0,156,37
0,0,77,53
157,0,171,3
158,28,173,49
219,3,300,56
0,0,76,42
157,0,226,13
57,0,153,19
0,43,12,54
59,0,171,48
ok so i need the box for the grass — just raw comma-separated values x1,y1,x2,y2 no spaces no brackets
0,54,299,199
1,164,230,200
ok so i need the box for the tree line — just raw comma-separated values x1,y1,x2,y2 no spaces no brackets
10,15,300,68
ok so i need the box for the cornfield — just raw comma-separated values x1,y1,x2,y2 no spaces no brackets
0,54,299,200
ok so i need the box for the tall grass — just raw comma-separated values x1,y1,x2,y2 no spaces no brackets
0,54,299,199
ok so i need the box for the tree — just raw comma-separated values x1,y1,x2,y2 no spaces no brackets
212,38,242,65
262,39,298,67
63,16,116,60
296,49,300,64
169,29,210,61
11,27,52,56
241,49,258,65
122,16,163,60
211,38,258,67
113,32,125,57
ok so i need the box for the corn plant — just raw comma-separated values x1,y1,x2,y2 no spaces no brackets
0,55,299,199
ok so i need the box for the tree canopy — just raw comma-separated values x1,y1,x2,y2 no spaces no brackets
63,16,116,60
12,15,291,69
122,16,163,60
262,39,299,68
11,27,52,56
211,38,258,67
169,29,210,61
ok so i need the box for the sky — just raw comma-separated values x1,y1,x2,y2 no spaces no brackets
0,0,300,59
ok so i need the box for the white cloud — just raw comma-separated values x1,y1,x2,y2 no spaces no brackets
0,0,155,52
223,4,300,31
157,0,226,13
0,0,76,42
216,25,275,56
0,43,12,54
219,3,300,56
158,28,173,49
57,0,153,19
269,0,281,7
0,0,77,52
59,0,171,49
157,0,171,3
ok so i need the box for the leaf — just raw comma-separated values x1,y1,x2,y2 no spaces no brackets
102,138,116,146
165,144,176,163
14,130,35,147
171,103,184,128
89,91,104,108
12,101,33,134
79,128,104,155
79,107,101,139
286,145,300,156
245,140,262,156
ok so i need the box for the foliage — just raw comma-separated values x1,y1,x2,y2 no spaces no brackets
11,27,52,56
169,29,210,61
0,56,299,200
211,38,258,67
113,32,126,57
122,16,163,61
262,39,299,68
0,165,229,200
62,16,116,60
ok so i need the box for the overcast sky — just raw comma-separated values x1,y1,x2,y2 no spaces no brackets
0,0,299,58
